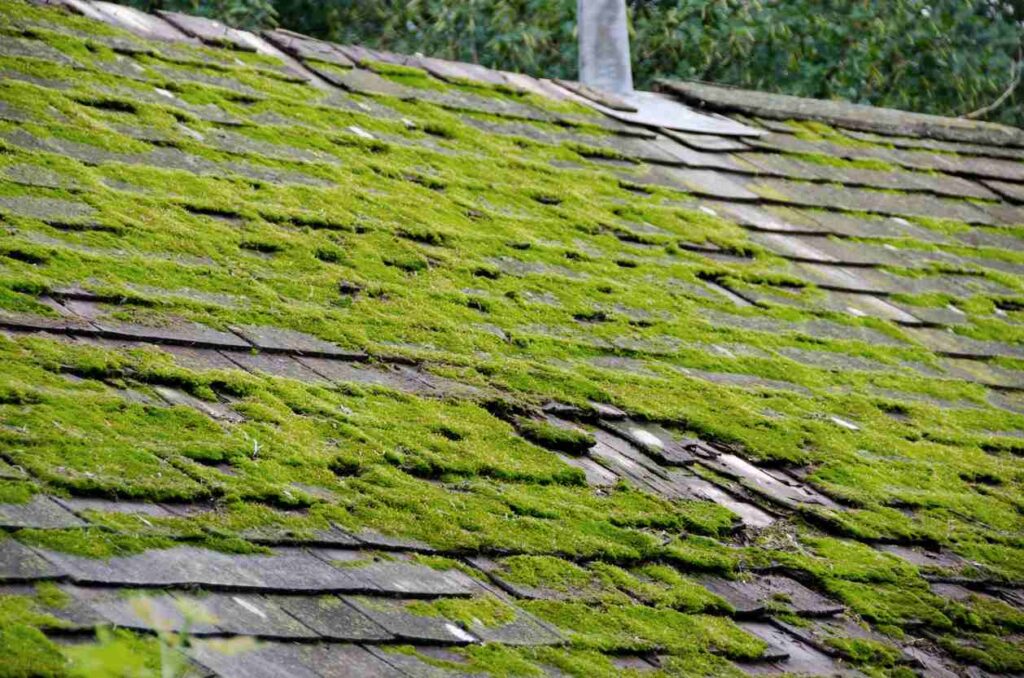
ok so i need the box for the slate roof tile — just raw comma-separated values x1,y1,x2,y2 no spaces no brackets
0,495,87,529
344,596,479,644
0,538,66,581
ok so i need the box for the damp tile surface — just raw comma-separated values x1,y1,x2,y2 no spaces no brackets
0,1,1023,676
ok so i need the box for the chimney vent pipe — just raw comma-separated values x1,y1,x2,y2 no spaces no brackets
577,0,633,95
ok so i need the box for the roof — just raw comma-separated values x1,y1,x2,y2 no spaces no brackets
0,1,1023,675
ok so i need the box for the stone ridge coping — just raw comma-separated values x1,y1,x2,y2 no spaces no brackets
658,79,1024,148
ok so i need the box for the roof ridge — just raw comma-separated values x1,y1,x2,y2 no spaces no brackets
658,77,1024,147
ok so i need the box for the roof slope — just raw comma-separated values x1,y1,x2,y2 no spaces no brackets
0,1,1023,676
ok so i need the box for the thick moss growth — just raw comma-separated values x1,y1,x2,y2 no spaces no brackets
0,3,1021,676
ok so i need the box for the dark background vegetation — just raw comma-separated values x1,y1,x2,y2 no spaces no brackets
122,0,1023,126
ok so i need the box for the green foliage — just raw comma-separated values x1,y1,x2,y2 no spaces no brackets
122,0,1023,126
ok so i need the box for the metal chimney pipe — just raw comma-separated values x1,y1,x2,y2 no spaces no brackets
577,0,634,95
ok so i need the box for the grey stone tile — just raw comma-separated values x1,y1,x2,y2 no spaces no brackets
16,583,105,630
351,529,437,553
0,538,66,581
696,576,766,616
302,644,407,678
254,522,360,548
274,594,392,641
944,358,1024,390
987,391,1024,414
353,559,477,597
774,347,894,374
34,545,376,591
876,545,973,574
175,592,317,638
263,28,353,66
309,548,474,596
757,575,844,616
992,587,1024,611
152,386,244,423
190,639,323,678
197,128,333,164
156,11,261,52
344,596,479,644
695,450,839,510
0,36,79,66
662,129,751,152
53,497,176,519
222,351,330,384
634,165,759,200
841,128,1024,160
59,299,251,348
364,645,478,677
597,419,695,466
0,101,30,123
738,621,857,675
417,54,506,86
587,428,687,500
86,2,196,42
163,345,243,372
751,178,994,224
464,607,565,646
776,616,903,663
0,495,86,528
738,152,997,200
807,212,953,242
229,325,361,358
906,327,1024,360
2,163,81,190
0,196,96,224
673,473,776,529
328,66,414,98
983,179,1024,203
66,586,220,634
899,645,963,678
552,449,620,487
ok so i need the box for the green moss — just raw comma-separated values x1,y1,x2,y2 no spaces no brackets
823,580,953,633
515,418,595,455
498,555,592,590
411,554,486,580
408,594,517,628
790,151,897,172
14,527,264,559
939,632,1024,674
15,528,177,559
663,535,740,575
33,583,69,611
0,479,36,504
523,600,765,659
824,634,903,667
64,628,162,678
0,624,65,678
0,6,1021,673
589,561,730,613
